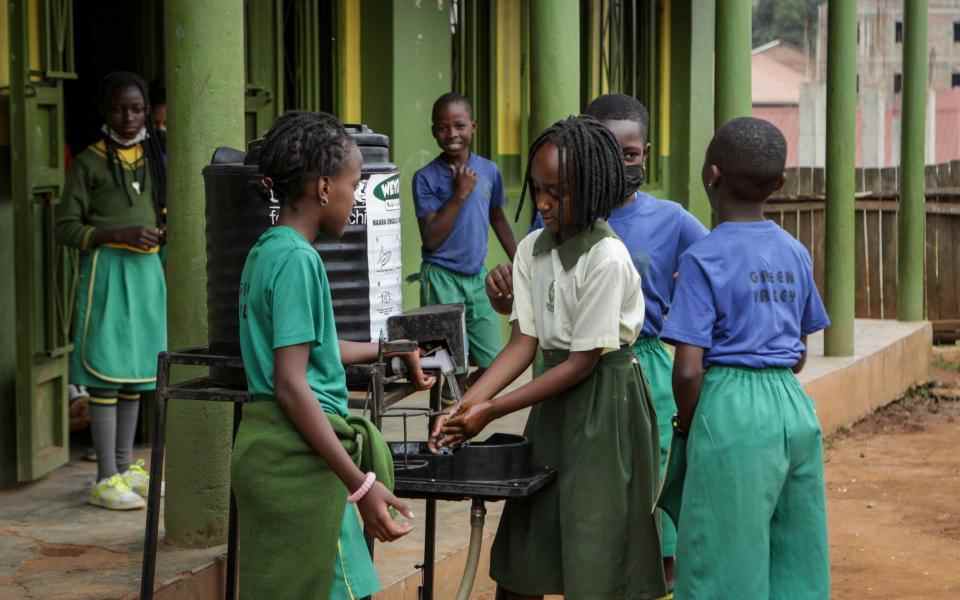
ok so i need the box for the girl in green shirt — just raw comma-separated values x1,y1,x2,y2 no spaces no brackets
231,111,434,600
56,71,167,511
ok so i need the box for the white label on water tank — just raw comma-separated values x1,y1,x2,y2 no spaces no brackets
364,172,403,340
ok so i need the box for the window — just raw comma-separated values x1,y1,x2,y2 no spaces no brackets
895,21,903,43
856,74,860,94
952,73,960,88
954,21,960,42
857,22,861,44
894,73,903,93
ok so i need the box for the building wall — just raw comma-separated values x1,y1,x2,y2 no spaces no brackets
816,0,960,92
753,104,800,167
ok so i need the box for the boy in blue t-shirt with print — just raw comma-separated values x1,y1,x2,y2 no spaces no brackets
486,94,708,586
414,92,517,389
660,117,831,600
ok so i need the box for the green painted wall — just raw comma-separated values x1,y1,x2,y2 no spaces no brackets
0,144,17,487
362,1,452,310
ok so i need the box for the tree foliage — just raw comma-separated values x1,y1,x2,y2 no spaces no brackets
752,0,823,49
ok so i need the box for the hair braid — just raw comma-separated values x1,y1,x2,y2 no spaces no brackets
254,111,355,206
516,115,625,231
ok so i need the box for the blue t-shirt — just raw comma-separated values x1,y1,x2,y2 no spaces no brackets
531,192,708,337
660,220,831,369
413,153,506,275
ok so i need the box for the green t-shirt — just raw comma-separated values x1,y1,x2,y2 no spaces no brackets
239,226,348,416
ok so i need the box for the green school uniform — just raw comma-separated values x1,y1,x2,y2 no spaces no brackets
658,367,828,600
633,336,678,558
232,226,382,600
56,142,166,392
420,262,502,368
491,224,667,599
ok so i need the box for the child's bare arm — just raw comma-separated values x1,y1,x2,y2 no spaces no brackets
274,344,414,541
428,322,536,450
793,336,808,373
489,206,517,260
672,343,705,434
418,165,477,250
436,342,604,448
338,340,436,390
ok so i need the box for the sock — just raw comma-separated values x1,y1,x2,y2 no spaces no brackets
115,394,141,473
89,399,118,481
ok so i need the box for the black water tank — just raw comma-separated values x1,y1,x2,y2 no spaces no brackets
204,124,403,368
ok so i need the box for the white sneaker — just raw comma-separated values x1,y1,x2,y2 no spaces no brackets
121,460,150,498
88,474,146,510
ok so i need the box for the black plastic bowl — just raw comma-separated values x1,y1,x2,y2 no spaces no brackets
389,433,532,482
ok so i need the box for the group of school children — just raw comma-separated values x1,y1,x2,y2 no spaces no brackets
59,68,830,600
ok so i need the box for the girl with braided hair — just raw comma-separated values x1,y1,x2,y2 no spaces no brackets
432,116,668,600
230,111,434,600
56,71,168,510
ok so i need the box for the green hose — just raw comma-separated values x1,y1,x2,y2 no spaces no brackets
455,499,487,600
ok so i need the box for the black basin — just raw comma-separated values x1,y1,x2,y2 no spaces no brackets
390,433,532,482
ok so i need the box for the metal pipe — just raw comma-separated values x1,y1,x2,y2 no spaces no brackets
898,0,929,321
225,401,243,600
455,499,487,600
420,379,443,600
824,0,857,356
139,354,171,600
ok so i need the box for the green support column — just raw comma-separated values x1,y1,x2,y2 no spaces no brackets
670,0,715,225
714,0,752,127
163,0,245,547
529,0,580,138
898,0,928,321
824,0,857,356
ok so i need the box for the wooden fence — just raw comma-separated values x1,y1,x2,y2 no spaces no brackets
765,162,960,343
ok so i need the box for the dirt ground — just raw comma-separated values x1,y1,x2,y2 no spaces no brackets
827,357,960,600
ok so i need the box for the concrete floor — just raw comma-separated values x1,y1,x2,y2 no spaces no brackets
0,319,933,599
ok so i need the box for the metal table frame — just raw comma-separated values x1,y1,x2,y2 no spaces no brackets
138,347,415,600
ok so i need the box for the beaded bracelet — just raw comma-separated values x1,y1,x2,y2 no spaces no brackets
347,472,377,503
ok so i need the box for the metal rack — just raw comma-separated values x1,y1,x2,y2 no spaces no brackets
138,346,416,600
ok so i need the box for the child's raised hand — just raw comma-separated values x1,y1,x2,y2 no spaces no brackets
451,164,478,201
357,481,414,542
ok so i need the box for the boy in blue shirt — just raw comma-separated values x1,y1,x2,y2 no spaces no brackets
486,94,708,585
660,117,831,600
414,92,517,389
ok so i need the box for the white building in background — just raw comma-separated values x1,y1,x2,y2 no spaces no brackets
794,0,960,167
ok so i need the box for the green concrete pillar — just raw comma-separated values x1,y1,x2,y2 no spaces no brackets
898,0,928,322
529,0,580,138
714,0,752,127
824,0,857,356
670,0,715,226
163,0,245,547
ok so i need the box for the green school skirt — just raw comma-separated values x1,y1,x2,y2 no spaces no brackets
490,347,667,599
419,262,502,368
231,400,390,600
659,367,830,600
632,337,677,559
70,245,167,391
